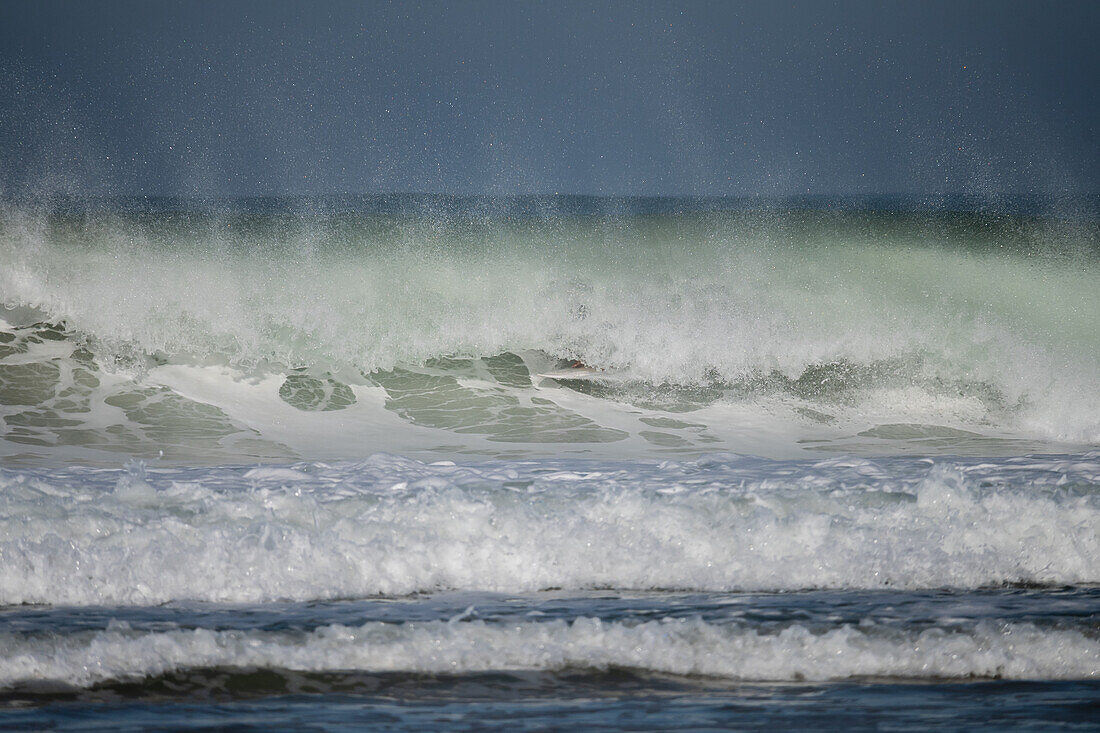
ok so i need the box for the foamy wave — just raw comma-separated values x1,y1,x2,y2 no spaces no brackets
1,454,1097,605
2,209,1098,444
2,617,1096,688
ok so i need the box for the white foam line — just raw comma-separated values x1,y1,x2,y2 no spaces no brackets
1,618,1096,689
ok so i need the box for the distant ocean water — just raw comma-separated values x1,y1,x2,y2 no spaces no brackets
1,195,1097,729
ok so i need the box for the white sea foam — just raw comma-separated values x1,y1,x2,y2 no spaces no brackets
1,617,1096,688
1,453,1096,606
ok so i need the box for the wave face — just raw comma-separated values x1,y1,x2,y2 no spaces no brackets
2,201,1098,465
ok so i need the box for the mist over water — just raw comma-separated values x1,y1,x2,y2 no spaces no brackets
2,199,1098,468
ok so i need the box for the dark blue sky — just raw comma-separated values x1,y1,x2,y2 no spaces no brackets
1,0,1097,198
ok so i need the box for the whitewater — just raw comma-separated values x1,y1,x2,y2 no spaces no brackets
0,196,1097,727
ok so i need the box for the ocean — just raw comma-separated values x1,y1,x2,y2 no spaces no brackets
1,195,1097,729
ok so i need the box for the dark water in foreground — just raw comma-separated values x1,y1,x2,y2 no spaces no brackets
4,680,1098,731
